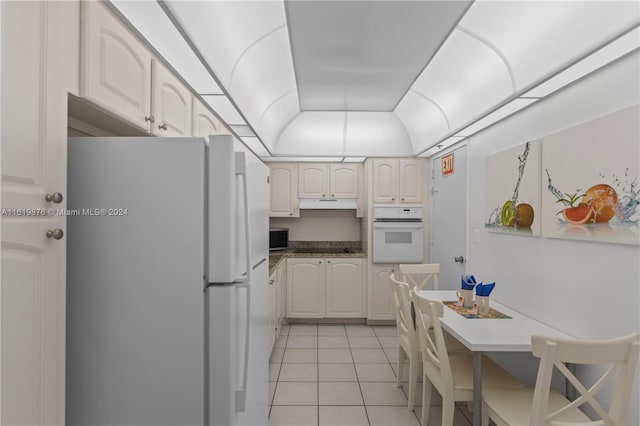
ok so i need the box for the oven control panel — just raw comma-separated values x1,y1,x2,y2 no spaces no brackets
373,206,423,220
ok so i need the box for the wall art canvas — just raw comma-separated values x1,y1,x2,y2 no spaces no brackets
485,139,542,236
541,105,639,245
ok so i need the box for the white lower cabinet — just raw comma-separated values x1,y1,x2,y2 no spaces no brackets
287,258,325,318
368,265,397,320
325,258,365,317
276,261,286,326
269,261,288,353
268,271,277,353
287,257,364,319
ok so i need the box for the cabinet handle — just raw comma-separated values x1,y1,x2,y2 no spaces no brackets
46,229,64,240
322,194,326,198
327,260,331,264
159,123,168,131
269,280,275,286
145,115,155,123
45,192,63,204
401,197,405,201
392,198,395,201
289,213,293,216
331,194,335,197
318,261,322,264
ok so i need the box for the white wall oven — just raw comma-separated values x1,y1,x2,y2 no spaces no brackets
372,206,423,263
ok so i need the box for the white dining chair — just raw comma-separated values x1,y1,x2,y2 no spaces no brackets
389,273,421,412
399,263,440,290
482,333,640,426
399,264,468,353
411,290,522,426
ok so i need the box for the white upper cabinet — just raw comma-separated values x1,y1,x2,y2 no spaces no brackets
268,163,299,217
81,1,152,131
192,98,220,138
298,164,329,198
329,164,359,198
299,163,359,198
152,60,192,137
372,158,423,203
372,159,397,203
398,159,422,203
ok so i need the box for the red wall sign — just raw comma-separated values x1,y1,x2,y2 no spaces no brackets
442,153,454,176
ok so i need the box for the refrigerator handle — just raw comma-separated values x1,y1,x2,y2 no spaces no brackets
235,282,251,413
234,151,252,413
235,152,252,284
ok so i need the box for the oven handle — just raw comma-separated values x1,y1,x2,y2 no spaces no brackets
373,222,423,230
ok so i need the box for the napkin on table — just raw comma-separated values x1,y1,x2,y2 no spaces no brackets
461,275,477,290
475,282,495,297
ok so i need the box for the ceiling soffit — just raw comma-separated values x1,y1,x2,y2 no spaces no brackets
286,0,472,111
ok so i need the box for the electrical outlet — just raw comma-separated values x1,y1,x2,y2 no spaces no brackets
474,229,480,244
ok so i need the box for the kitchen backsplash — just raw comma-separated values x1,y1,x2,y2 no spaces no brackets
269,209,361,241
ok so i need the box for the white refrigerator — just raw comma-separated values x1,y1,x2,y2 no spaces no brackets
66,135,269,426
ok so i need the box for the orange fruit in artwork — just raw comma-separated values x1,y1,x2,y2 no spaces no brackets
563,205,594,225
582,184,617,223
515,203,534,228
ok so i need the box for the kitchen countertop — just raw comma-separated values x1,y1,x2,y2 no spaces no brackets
269,242,366,275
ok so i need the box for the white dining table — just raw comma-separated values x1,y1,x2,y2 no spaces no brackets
418,290,574,426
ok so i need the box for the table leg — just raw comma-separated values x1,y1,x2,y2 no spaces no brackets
473,351,482,426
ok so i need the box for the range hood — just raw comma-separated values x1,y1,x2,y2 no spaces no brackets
299,198,358,210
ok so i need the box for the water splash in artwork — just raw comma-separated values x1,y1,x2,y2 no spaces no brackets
485,141,532,229
546,168,639,224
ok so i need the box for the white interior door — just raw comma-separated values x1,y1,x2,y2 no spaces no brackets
430,145,467,289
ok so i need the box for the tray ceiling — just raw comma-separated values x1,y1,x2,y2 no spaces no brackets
111,0,640,159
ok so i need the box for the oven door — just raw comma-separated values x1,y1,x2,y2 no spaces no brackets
372,221,423,263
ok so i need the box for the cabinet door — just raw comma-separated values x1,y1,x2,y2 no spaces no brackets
1,2,76,424
81,1,152,131
369,265,397,320
287,258,324,318
299,164,328,198
398,159,423,203
152,60,192,137
192,97,219,137
276,261,286,325
325,258,364,318
329,164,359,198
372,159,397,203
269,164,299,217
268,274,277,353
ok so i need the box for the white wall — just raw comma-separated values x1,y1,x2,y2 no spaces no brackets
462,52,640,423
270,210,361,241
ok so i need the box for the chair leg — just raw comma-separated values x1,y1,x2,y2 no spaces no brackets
408,358,418,412
421,379,432,426
442,398,455,426
481,402,489,426
396,346,404,388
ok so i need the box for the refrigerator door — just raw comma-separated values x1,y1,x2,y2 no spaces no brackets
66,137,206,426
208,135,269,283
208,260,269,426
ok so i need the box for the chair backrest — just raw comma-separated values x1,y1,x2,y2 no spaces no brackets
388,273,418,353
399,263,440,290
529,333,640,426
411,290,453,391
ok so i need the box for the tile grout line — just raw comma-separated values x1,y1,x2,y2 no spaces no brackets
347,326,372,426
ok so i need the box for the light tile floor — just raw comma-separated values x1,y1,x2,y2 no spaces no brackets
269,323,473,426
